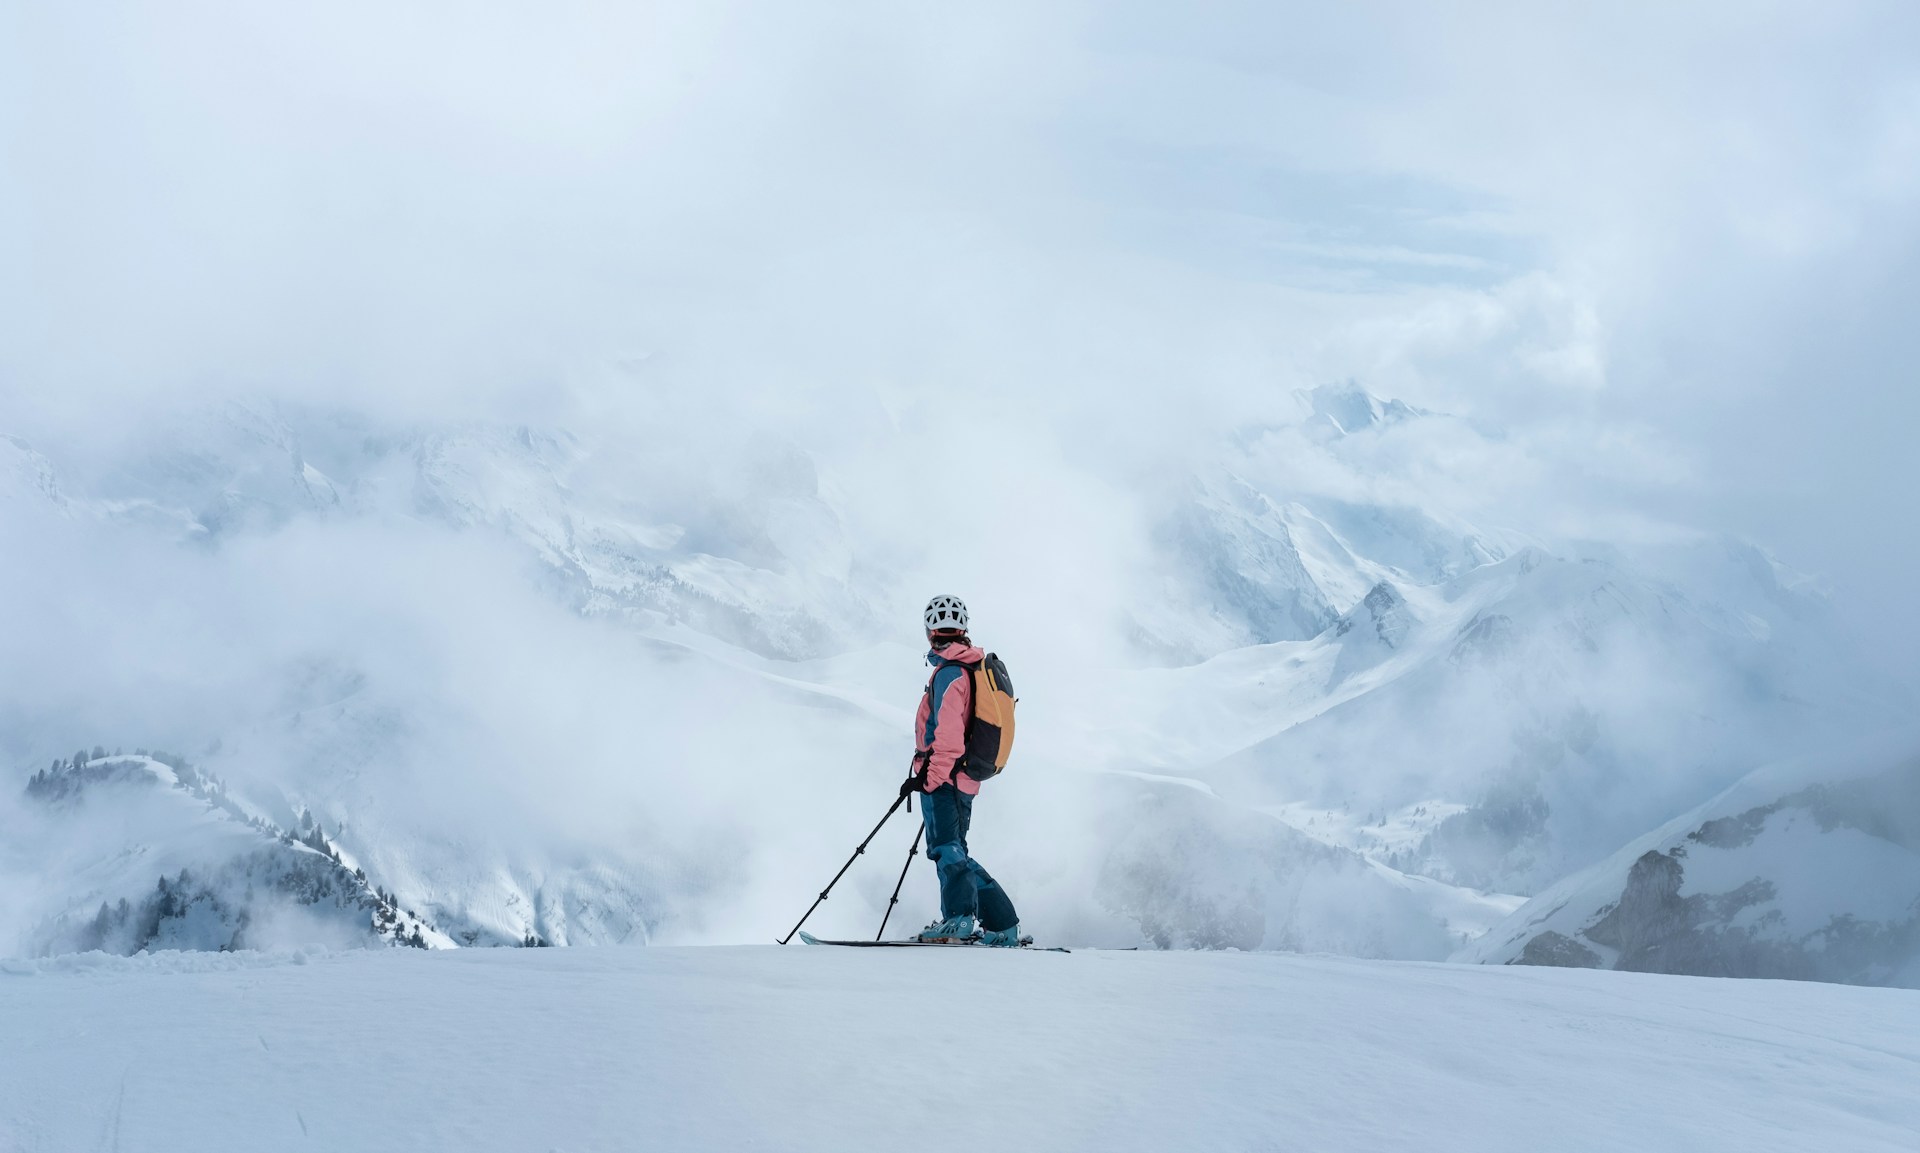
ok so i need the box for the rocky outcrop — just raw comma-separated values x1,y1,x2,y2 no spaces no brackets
1461,755,1920,988
1335,582,1411,649
1516,930,1600,968
1582,850,1794,978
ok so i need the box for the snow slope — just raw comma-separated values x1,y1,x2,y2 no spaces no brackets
2,946,1917,1152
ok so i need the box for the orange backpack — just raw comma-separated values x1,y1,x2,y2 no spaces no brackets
936,653,1018,781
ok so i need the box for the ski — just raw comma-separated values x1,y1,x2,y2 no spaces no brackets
797,930,1068,953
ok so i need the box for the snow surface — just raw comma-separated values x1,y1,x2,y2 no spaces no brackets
2,946,1916,1152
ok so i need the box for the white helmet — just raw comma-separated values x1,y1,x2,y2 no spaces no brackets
924,594,968,633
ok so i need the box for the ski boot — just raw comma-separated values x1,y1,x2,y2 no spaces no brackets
916,914,977,943
976,923,1024,948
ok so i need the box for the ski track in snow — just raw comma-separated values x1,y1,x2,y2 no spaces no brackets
2,947,1917,1152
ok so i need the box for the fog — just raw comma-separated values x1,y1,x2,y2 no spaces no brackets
2,3,1916,952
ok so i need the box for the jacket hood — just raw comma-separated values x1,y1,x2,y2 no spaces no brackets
927,641,985,665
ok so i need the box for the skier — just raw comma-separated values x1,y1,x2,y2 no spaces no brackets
902,595,1023,946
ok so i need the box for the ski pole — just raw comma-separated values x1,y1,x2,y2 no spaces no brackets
875,823,924,941
777,792,909,945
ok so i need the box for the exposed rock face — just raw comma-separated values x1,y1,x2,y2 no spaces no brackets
1330,581,1413,685
1516,930,1600,968
1335,582,1411,649
1584,850,1689,959
1582,850,1792,978
1462,755,1920,988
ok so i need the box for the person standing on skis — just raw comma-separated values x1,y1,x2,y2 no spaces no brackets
902,594,1023,946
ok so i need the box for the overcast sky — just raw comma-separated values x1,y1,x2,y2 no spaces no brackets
4,1,1917,666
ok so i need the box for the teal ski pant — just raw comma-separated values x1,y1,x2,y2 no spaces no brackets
921,784,1018,932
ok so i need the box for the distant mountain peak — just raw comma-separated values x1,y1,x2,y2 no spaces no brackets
1294,380,1429,439
1335,580,1412,649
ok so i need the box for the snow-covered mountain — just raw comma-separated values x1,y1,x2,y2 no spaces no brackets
1183,540,1864,892
17,751,446,953
1093,776,1522,957
1460,748,1920,987
8,402,878,659
2,404,913,955
2,386,1905,978
1101,385,1886,906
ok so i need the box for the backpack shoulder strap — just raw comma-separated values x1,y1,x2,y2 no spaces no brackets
930,657,982,729
922,659,971,740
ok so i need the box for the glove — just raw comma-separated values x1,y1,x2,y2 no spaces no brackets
899,770,928,798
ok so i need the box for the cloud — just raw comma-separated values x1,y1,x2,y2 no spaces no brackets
1,2,1915,948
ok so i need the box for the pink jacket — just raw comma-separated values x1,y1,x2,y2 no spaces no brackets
914,641,984,795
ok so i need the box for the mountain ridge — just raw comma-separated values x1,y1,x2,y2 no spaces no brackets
2,385,1903,980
